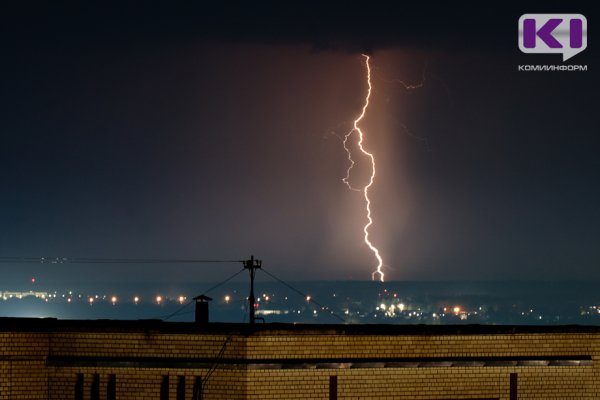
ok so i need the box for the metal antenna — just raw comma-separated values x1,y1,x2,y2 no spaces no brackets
243,255,262,324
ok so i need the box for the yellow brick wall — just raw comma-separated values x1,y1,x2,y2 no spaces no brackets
0,326,598,399
48,332,243,358
47,367,246,400
244,332,597,359
242,331,599,399
245,365,597,400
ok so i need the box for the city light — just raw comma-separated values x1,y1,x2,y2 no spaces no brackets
0,285,596,325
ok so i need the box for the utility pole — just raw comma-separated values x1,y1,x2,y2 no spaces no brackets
243,255,261,324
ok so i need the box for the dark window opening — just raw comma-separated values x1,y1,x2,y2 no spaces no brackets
160,375,170,400
74,373,84,400
192,376,202,400
107,374,116,400
90,373,100,400
510,373,518,400
329,375,337,400
177,376,185,400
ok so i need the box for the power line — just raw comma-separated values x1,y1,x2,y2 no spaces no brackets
1,255,346,325
260,267,346,323
197,267,246,296
0,257,243,264
70,258,243,264
160,267,246,321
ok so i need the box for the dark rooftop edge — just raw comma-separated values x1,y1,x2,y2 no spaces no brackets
1,317,600,335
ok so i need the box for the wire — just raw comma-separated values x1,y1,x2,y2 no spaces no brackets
0,257,46,263
1,255,348,324
197,268,246,296
0,256,243,264
202,335,232,395
71,258,243,264
160,267,246,321
260,267,346,323
159,302,195,321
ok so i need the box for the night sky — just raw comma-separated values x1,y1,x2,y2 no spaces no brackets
1,1,598,285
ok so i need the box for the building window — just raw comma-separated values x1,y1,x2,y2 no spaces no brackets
160,375,169,400
75,373,84,400
329,375,337,400
107,374,116,400
192,377,202,400
510,373,518,400
90,374,100,400
177,376,185,400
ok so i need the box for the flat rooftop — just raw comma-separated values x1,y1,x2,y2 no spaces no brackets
1,317,600,335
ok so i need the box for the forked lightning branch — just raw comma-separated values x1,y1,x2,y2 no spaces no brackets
342,55,385,282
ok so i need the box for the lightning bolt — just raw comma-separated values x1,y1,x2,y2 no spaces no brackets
376,60,427,90
343,54,385,282
341,128,361,192
337,56,430,282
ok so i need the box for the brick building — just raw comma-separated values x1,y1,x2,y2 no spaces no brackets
0,318,598,399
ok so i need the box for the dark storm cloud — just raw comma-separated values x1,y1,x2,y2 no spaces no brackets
1,0,598,283
4,0,593,54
